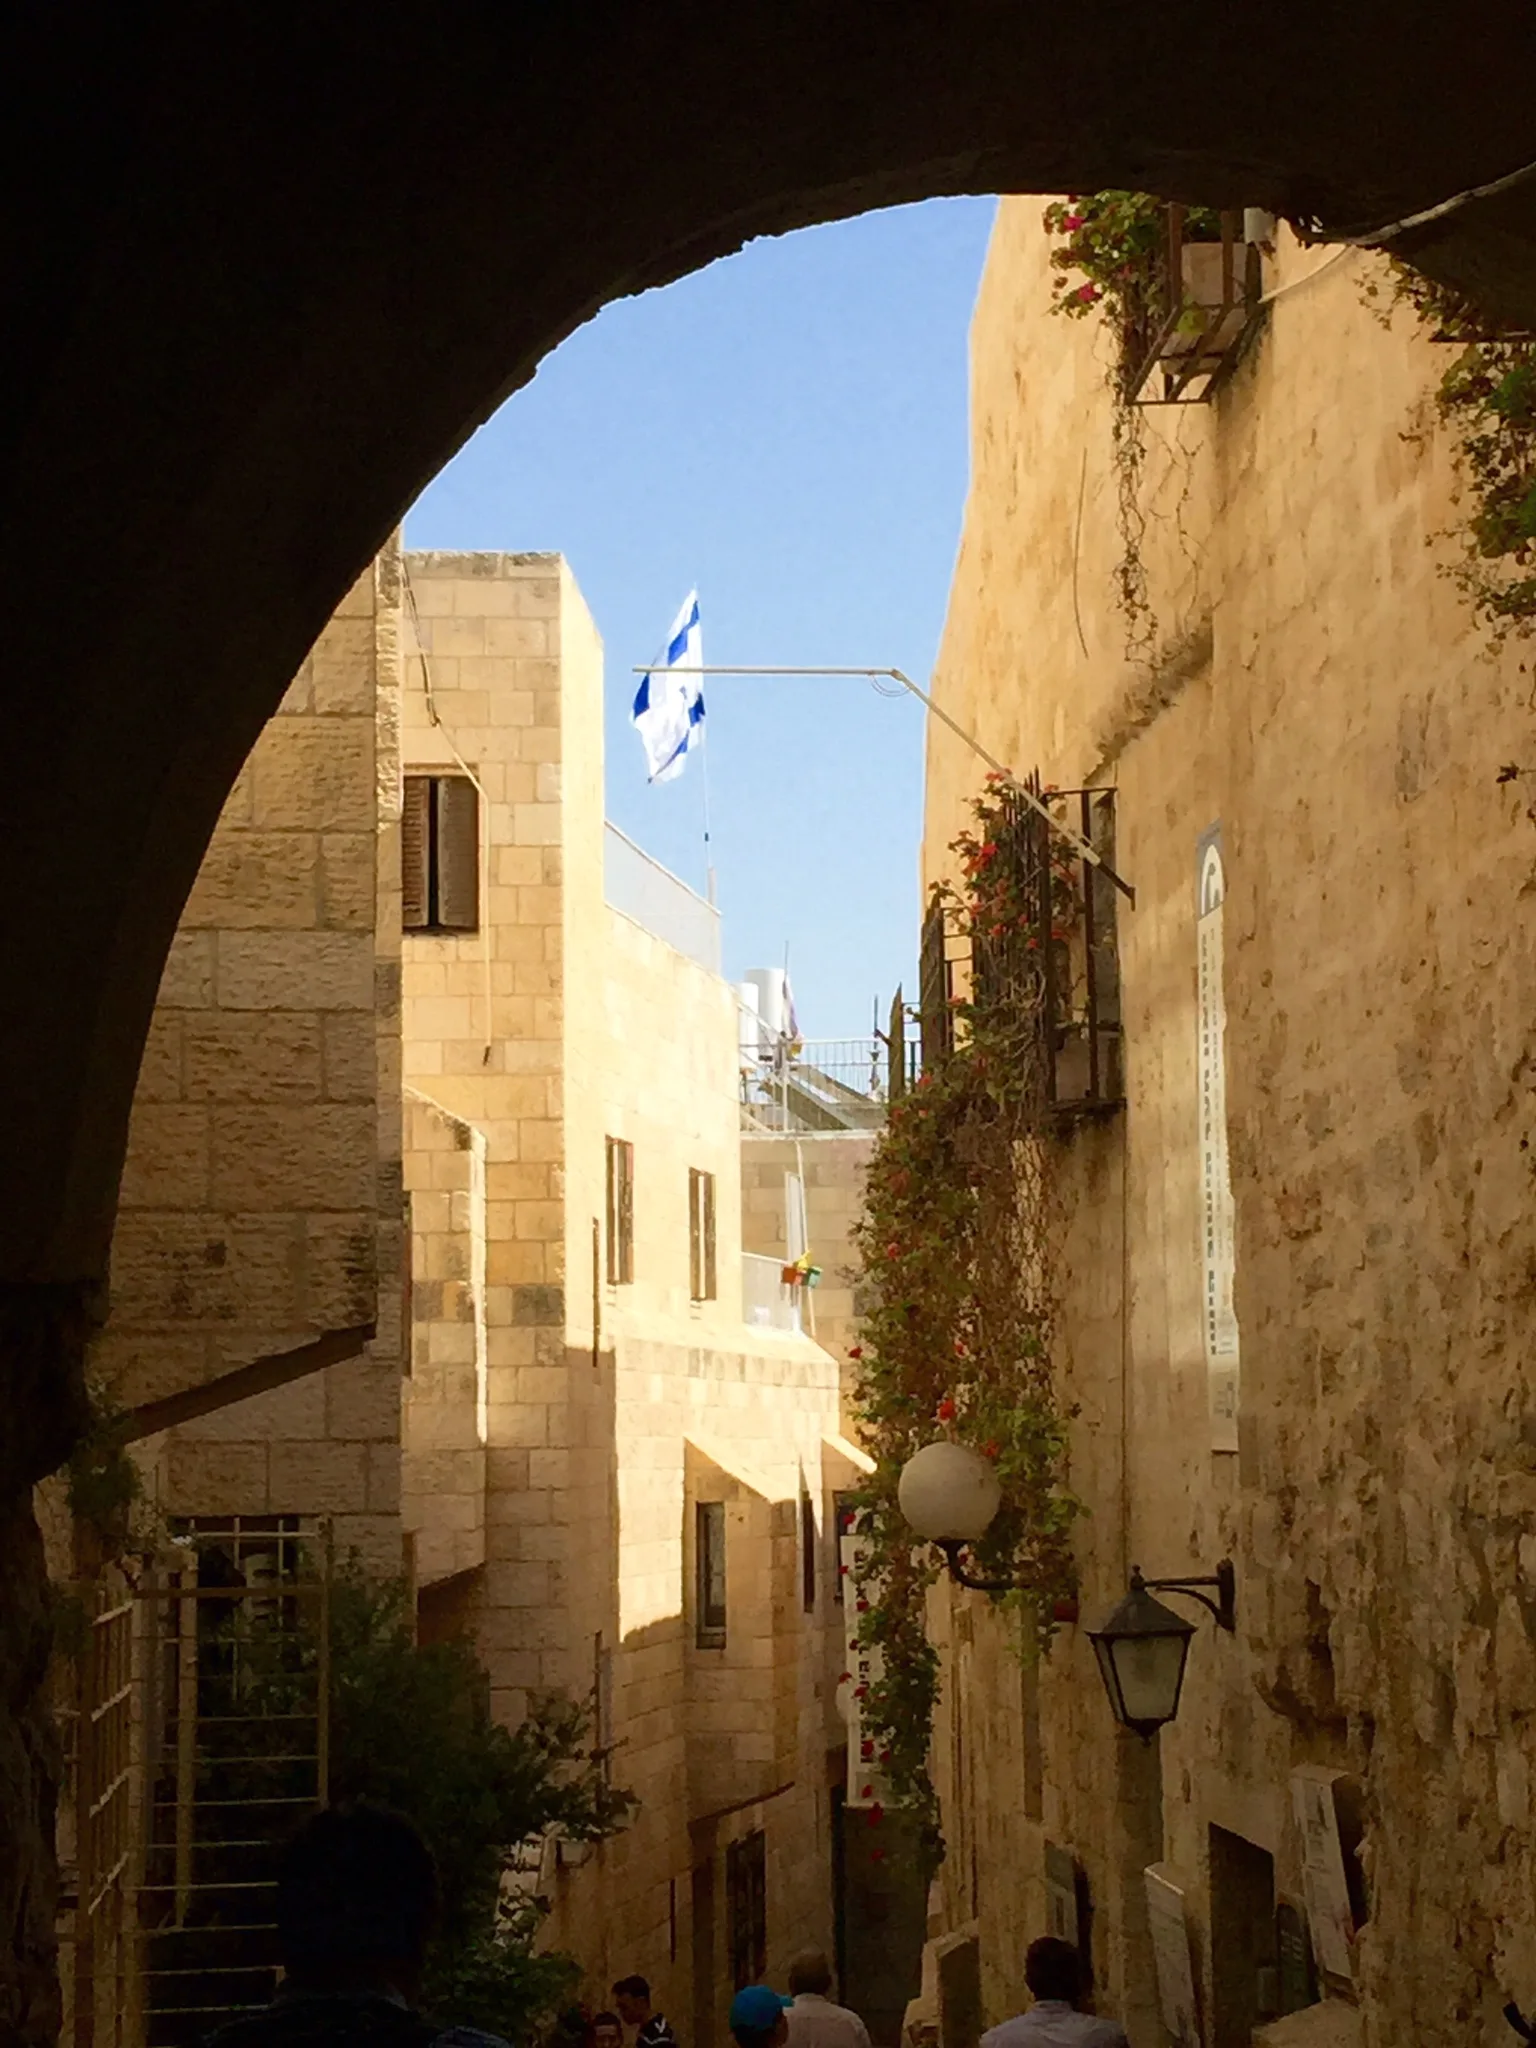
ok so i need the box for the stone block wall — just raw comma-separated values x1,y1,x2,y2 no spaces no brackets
95,548,405,1570
920,201,1536,2048
400,551,849,2040
402,1089,487,1586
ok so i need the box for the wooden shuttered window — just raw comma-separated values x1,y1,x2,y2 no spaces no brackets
434,774,479,930
605,1137,634,1285
401,775,430,930
688,1168,716,1301
402,772,479,932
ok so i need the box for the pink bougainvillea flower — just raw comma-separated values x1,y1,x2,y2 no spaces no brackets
1062,212,1085,231
1075,282,1101,303
936,1396,956,1423
885,1243,900,1260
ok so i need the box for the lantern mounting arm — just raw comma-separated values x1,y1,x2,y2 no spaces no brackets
932,1538,1023,1595
1137,1559,1237,1632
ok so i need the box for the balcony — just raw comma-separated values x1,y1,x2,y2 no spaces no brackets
1123,206,1265,406
739,1036,912,1133
742,1250,802,1334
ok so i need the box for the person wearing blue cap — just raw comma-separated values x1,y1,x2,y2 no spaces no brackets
729,1985,793,2048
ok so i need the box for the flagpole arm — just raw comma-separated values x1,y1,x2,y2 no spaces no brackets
632,664,1135,905
885,670,1135,906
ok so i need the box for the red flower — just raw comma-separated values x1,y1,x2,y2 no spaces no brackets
953,1339,968,1358
861,1784,875,1800
982,1440,1000,1461
847,1344,864,1360
1075,282,1101,304
871,1848,888,1863
868,1803,885,1826
856,1599,869,1613
936,1397,956,1423
854,1685,868,1700
885,1243,900,1260
1063,212,1085,231
839,1671,852,1683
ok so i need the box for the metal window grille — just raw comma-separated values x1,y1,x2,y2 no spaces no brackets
56,1519,331,2048
726,1830,767,1988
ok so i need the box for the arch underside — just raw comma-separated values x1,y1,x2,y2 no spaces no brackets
0,2,1533,1354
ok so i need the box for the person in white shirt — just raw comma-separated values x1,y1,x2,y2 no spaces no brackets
978,1938,1128,2048
784,1951,871,2048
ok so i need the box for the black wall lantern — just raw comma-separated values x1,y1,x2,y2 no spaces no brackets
1087,1562,1237,1739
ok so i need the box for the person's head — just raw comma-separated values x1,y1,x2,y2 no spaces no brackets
613,1978,653,2027
729,1985,791,2048
788,1952,834,1998
594,2012,624,2048
276,1802,439,2000
1024,1937,1084,2007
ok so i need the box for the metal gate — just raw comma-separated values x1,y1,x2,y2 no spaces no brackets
57,1518,330,2048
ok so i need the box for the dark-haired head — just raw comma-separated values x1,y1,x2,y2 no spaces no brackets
277,1802,439,1997
1024,1937,1083,2006
613,1980,652,2024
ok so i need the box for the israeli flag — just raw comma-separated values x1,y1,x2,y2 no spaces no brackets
632,591,704,783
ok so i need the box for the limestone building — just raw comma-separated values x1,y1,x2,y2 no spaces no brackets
397,552,871,2041
81,547,407,1563
910,204,1536,2048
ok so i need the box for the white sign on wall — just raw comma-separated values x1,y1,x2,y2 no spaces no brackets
1290,1767,1357,1985
1144,1863,1201,2047
1196,827,1240,1453
836,1499,889,1809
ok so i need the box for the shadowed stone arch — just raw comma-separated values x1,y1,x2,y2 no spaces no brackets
3,5,1536,2033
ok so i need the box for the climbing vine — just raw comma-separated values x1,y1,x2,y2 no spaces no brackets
848,783,1083,1860
1361,262,1536,639
1041,194,1219,664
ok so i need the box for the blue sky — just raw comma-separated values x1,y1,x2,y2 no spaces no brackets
406,197,997,1039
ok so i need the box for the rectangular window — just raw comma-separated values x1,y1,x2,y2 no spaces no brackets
689,1167,717,1301
402,772,480,932
696,1501,727,1648
605,1138,634,1285
801,1490,817,1612
726,1829,767,1988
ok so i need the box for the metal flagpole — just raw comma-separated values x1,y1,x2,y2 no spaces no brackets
631,663,1136,903
700,723,717,907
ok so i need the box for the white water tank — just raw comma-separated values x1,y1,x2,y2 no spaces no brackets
744,967,792,1044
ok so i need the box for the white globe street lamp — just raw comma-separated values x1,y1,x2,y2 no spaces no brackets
895,1439,1020,1592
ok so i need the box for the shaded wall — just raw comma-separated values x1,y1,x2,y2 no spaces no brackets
922,200,1536,2046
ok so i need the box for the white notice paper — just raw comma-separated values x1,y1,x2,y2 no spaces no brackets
1196,827,1240,1452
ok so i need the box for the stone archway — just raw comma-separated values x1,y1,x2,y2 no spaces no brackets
4,7,1536,2033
